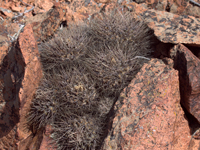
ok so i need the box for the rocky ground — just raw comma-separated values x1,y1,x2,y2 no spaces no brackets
1,0,200,149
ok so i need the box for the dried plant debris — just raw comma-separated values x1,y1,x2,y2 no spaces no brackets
27,11,154,150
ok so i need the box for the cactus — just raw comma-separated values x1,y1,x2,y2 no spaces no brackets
26,10,154,150
82,11,153,97
38,23,89,74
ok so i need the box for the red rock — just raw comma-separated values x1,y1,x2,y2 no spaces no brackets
0,23,42,149
65,0,101,23
0,41,23,141
38,0,54,11
11,5,24,13
0,20,20,42
17,24,43,145
102,58,199,150
124,2,200,46
0,126,18,149
0,22,43,149
25,4,66,43
18,128,43,150
39,125,56,150
93,0,111,3
0,7,14,18
170,43,200,123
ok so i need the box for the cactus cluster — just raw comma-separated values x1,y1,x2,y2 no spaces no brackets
82,11,153,97
26,10,154,150
39,23,89,74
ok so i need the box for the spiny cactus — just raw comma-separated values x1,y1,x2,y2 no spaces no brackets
27,10,154,150
27,67,112,150
26,76,60,134
51,112,105,150
38,23,89,74
82,11,153,97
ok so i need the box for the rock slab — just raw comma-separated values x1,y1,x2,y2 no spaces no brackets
103,58,199,150
170,43,200,124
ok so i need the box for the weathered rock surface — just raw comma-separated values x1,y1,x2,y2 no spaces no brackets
26,3,66,43
39,125,55,150
102,58,199,150
0,20,20,43
0,42,25,138
136,0,200,18
0,24,43,149
123,2,200,46
170,43,200,124
17,24,43,148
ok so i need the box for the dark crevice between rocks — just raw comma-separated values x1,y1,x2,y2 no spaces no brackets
172,48,200,139
0,41,25,139
165,1,171,12
185,45,200,59
182,104,200,136
153,42,174,58
59,20,68,28
148,41,200,139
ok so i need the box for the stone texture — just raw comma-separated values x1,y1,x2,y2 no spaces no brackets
18,128,43,150
25,3,66,43
136,0,200,18
17,24,43,148
39,125,56,150
0,126,18,149
64,0,101,23
0,40,24,149
0,42,25,139
102,58,200,150
0,23,43,149
124,2,200,46
0,21,20,43
170,43,200,124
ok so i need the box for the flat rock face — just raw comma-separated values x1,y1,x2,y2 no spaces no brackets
0,24,43,149
102,58,199,150
17,24,43,143
170,43,200,123
137,0,200,18
124,2,200,46
26,4,66,43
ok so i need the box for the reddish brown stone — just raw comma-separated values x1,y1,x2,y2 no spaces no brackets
0,22,43,150
149,0,200,18
0,7,14,18
18,128,43,150
0,21,20,42
170,43,200,123
39,125,56,150
0,126,18,149
0,42,25,141
124,2,200,46
93,0,111,4
0,30,25,149
103,58,199,149
17,24,43,145
11,5,24,13
25,3,66,43
36,0,54,11
64,0,101,23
